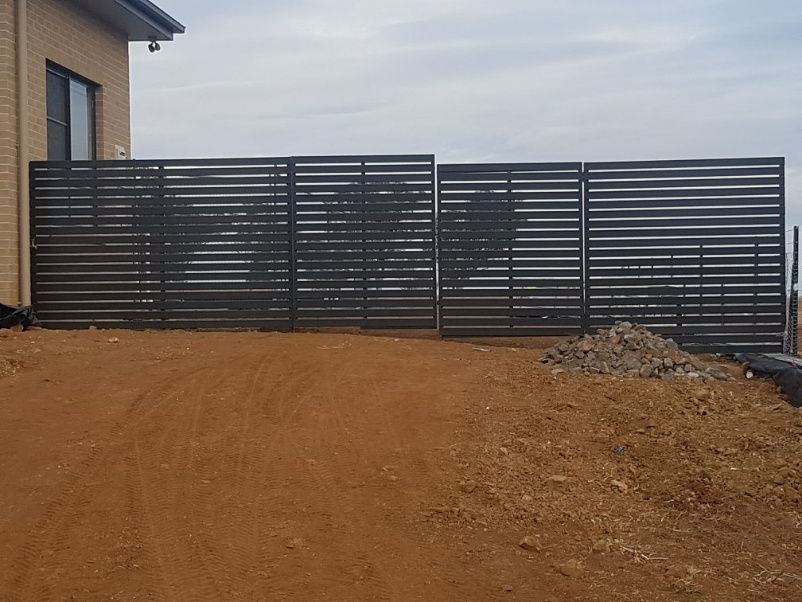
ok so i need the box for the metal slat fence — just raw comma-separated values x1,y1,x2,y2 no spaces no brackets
292,155,437,329
437,163,584,336
30,158,293,330
583,157,786,353
29,155,789,352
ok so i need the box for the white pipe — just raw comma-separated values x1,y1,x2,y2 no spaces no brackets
16,0,30,306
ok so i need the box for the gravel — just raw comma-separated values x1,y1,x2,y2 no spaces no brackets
540,321,732,381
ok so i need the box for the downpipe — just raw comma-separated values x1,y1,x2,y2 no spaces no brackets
16,0,30,305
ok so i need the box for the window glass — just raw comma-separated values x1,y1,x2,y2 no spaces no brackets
45,65,97,160
69,80,94,160
46,70,68,124
47,121,69,161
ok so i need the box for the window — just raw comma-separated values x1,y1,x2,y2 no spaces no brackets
46,65,96,161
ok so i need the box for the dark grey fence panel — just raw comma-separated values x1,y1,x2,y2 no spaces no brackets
584,157,786,353
438,163,584,336
292,155,437,329
30,158,293,330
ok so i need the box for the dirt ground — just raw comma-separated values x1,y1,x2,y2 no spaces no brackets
1,329,801,601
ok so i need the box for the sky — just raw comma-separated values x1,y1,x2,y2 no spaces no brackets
130,0,802,228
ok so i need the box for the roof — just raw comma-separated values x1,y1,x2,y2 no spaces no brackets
74,0,186,42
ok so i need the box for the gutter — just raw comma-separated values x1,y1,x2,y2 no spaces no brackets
16,0,30,306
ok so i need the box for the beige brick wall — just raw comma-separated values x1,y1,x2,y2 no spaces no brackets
0,0,131,304
0,0,17,305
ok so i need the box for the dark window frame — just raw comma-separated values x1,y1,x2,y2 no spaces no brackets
46,62,98,161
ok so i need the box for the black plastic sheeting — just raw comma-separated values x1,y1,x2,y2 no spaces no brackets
735,353,802,408
0,304,39,330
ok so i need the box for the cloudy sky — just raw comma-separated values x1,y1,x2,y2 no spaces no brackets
130,0,802,226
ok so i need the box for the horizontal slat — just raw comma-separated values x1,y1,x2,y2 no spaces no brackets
34,290,293,302
589,176,781,190
35,215,291,228
37,309,291,321
587,187,781,200
295,289,435,300
587,197,782,210
34,185,291,199
295,174,433,184
587,265,783,277
36,320,293,331
440,259,580,269
440,200,579,211
438,162,581,173
588,205,781,220
585,157,783,170
33,166,289,179
440,192,579,202
587,285,784,297
588,255,782,268
440,327,583,337
294,319,437,329
32,157,292,169
586,167,781,180
438,172,582,182
294,163,431,175
587,235,781,249
293,154,433,164
35,300,291,311
34,175,289,188
35,252,293,265
33,281,291,293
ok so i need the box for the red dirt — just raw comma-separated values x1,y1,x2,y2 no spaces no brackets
0,329,801,601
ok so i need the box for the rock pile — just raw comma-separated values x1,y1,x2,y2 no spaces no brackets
541,322,731,381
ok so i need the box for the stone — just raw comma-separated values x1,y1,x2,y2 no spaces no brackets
519,535,541,551
592,539,611,554
557,561,583,578
692,387,713,402
611,479,629,493
547,475,568,485
460,480,478,493
108,337,120,344
540,321,730,381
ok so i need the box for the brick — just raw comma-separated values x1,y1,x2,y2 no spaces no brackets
0,0,131,303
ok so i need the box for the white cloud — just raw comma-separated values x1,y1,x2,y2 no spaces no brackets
132,0,802,223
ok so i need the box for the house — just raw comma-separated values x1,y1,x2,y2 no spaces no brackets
0,0,184,305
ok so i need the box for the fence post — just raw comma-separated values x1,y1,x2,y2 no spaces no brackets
580,163,590,334
288,158,296,332
787,226,799,355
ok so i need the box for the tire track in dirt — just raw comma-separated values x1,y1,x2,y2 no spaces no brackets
126,365,232,601
181,352,291,598
251,351,399,600
225,351,361,599
236,357,323,597
4,368,204,601
127,349,319,599
304,359,467,600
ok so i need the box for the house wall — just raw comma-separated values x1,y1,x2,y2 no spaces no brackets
0,1,17,305
0,0,131,304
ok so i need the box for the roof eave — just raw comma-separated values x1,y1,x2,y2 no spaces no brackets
123,0,186,40
73,0,185,42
